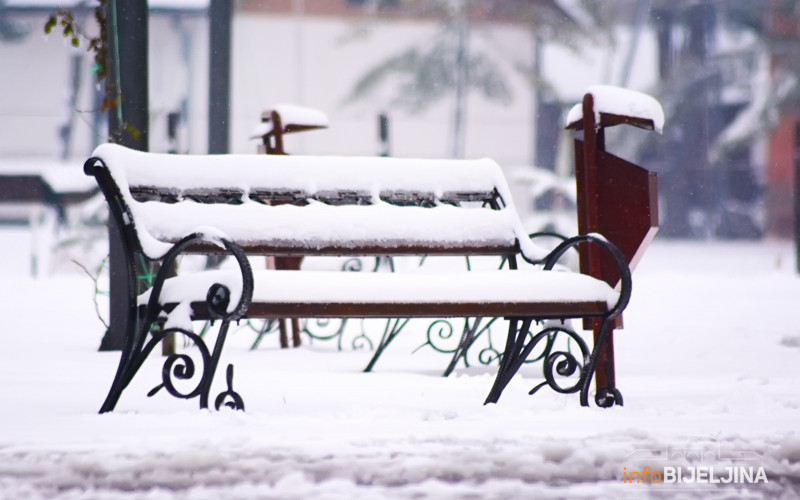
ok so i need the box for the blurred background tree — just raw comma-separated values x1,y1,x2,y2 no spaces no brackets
345,0,614,158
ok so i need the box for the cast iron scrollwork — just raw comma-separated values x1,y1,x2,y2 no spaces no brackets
99,231,252,412
482,234,631,407
341,256,395,273
526,325,590,396
416,317,504,376
418,319,457,354
541,234,631,408
302,317,372,352
146,327,212,401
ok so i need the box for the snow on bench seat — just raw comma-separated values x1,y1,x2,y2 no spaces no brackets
142,269,619,327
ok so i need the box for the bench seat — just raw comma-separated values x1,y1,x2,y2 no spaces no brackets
143,268,618,321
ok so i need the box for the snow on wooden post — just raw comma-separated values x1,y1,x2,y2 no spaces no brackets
252,104,329,155
252,104,329,348
566,85,662,399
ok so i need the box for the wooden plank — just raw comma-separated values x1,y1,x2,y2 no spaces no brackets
379,190,437,207
130,185,180,203
174,240,520,256
183,187,246,204
187,300,609,320
248,188,308,204
313,190,372,206
129,185,501,208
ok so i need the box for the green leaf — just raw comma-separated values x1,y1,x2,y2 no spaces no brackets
44,16,56,34
125,124,141,141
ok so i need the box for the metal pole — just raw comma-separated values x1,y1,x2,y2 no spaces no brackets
451,0,469,159
101,0,149,351
531,30,540,168
208,0,232,154
378,113,390,157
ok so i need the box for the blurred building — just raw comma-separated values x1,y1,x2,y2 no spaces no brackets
0,0,660,162
9,0,799,240
0,0,208,159
646,0,800,240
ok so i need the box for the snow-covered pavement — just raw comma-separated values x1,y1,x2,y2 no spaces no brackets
1,231,799,499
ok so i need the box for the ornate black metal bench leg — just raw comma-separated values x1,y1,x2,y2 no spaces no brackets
485,320,593,405
484,318,532,404
363,318,410,372
594,360,623,408
145,318,244,411
442,317,483,377
199,318,233,409
99,310,151,413
215,364,245,410
579,317,623,408
250,319,278,351
99,353,137,413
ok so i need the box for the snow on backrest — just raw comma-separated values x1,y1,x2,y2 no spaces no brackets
90,143,549,261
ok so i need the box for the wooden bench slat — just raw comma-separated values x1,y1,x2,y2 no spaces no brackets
184,187,246,204
177,241,519,256
189,300,609,320
248,188,308,204
142,269,618,323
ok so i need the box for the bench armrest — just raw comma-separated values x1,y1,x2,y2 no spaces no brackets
142,231,254,327
541,233,632,319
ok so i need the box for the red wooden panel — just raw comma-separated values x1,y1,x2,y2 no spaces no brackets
588,147,659,287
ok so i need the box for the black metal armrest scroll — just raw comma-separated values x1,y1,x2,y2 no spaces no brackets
541,234,631,407
541,234,632,320
142,231,254,325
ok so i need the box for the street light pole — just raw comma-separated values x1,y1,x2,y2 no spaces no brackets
101,0,149,351
208,0,232,154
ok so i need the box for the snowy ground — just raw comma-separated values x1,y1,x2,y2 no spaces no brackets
1,226,799,499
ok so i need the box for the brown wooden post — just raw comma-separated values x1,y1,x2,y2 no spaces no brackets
256,107,328,348
574,93,617,395
267,110,285,154
260,110,298,348
568,89,660,401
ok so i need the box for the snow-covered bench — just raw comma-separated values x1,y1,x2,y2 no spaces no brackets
84,143,632,413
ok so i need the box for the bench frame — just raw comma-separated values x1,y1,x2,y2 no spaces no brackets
85,152,632,413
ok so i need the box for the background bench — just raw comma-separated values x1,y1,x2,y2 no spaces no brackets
85,143,632,413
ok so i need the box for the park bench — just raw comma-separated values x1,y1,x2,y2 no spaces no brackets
0,162,98,276
84,142,632,413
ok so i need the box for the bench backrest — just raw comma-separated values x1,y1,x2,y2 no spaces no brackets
85,143,548,262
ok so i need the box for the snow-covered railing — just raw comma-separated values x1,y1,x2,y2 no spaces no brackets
84,143,634,413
